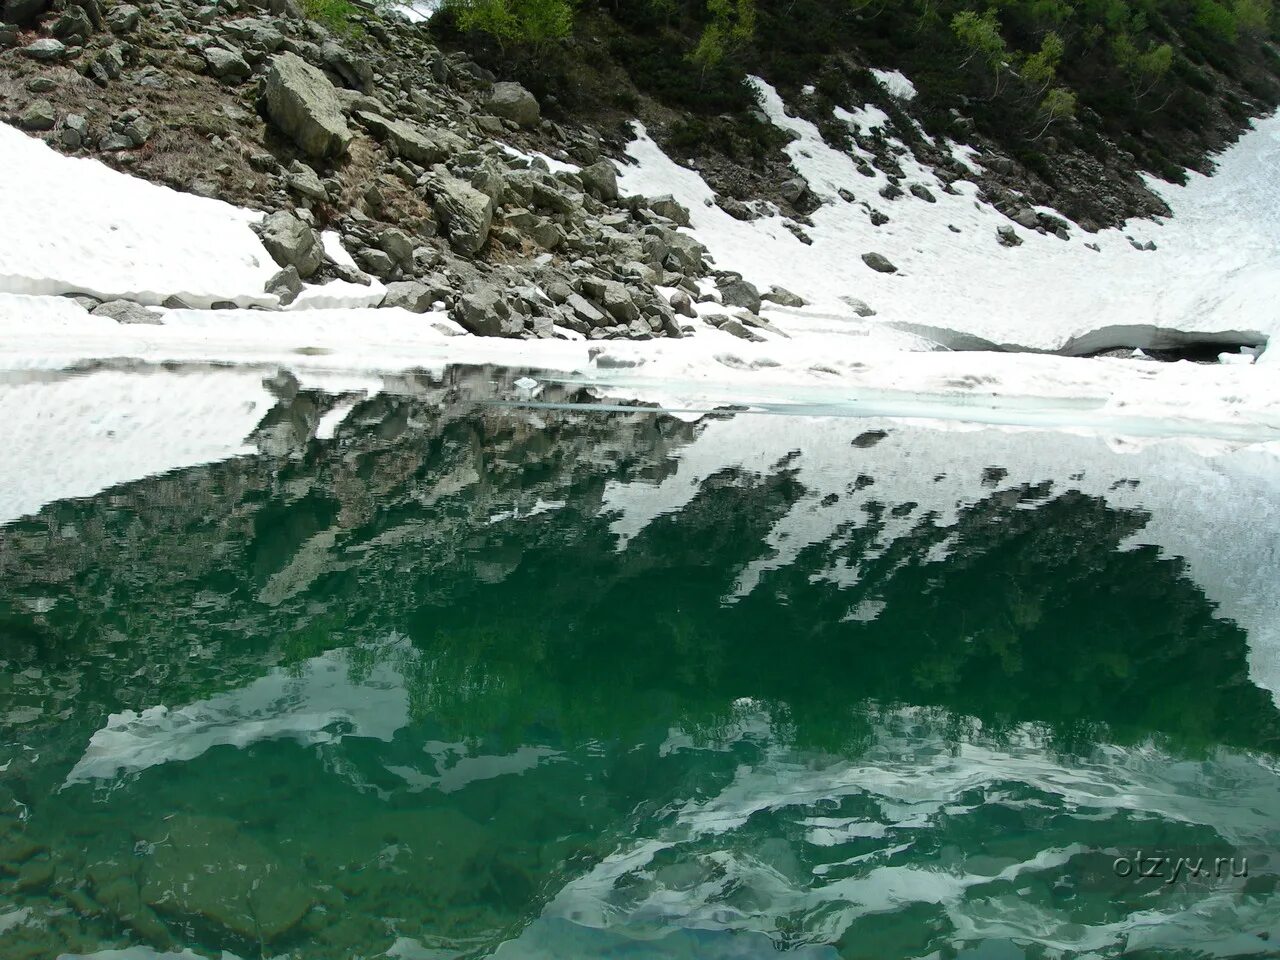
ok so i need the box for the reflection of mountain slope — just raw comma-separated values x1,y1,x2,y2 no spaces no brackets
3,380,1279,765
3,378,1280,958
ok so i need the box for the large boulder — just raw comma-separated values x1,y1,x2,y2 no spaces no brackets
140,816,312,944
355,112,465,166
426,175,495,256
579,160,618,202
648,195,690,226
258,210,323,278
486,81,539,127
204,46,251,82
91,299,161,324
382,280,445,313
262,52,352,160
454,286,519,336
717,276,761,313
20,37,65,60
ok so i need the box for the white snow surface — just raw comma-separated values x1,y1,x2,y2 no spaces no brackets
833,103,890,132
620,78,1280,356
0,124,278,309
870,67,918,100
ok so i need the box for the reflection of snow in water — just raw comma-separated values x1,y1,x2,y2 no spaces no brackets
600,413,1280,706
0,367,273,527
63,641,413,786
526,705,1280,958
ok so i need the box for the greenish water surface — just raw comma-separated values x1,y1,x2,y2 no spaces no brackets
1,368,1278,959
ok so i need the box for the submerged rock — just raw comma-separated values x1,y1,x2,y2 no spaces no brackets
140,815,312,943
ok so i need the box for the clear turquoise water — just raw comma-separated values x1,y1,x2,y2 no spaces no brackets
1,371,1278,959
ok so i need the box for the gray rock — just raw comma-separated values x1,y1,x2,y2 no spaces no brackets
601,281,639,323
122,116,153,146
355,112,465,166
90,44,125,83
839,296,876,317
762,285,805,307
204,47,251,82
105,2,138,31
565,293,606,327
258,210,323,278
59,114,86,148
664,233,706,273
455,286,514,336
668,290,697,318
579,160,618,202
355,248,396,279
262,52,352,160
648,195,690,226
486,81,539,127
265,265,302,306
19,99,55,131
717,277,761,313
321,39,372,92
99,132,133,151
861,252,897,274
718,317,763,341
52,5,91,39
996,225,1022,247
21,38,66,61
381,280,442,313
909,183,936,203
376,227,414,267
92,299,161,324
222,16,283,53
1012,208,1039,229
780,177,808,204
718,196,752,221
427,174,495,256
521,217,565,251
285,161,327,202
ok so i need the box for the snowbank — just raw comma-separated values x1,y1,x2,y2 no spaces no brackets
0,124,278,308
618,78,1280,356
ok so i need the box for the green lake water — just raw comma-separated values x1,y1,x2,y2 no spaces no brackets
1,367,1279,959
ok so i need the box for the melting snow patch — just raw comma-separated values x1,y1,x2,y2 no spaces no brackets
834,103,891,132
870,67,917,100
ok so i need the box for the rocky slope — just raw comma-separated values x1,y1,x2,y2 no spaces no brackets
0,0,724,340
